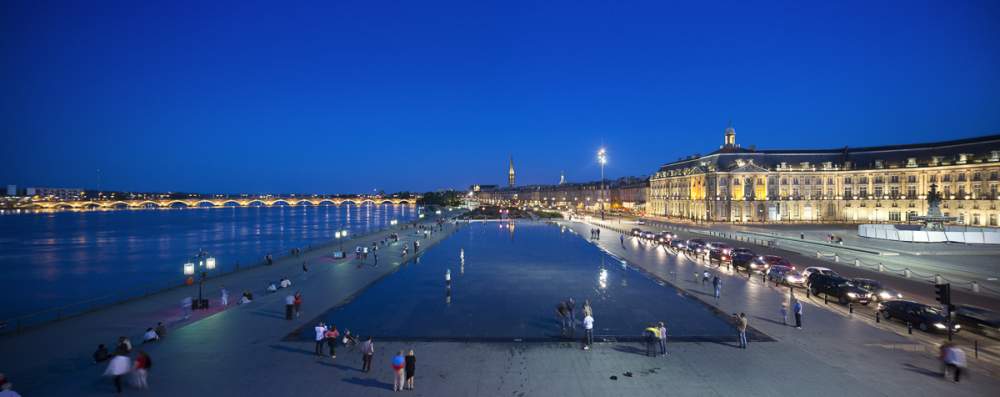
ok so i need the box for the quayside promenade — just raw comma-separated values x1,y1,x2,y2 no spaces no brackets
2,216,999,396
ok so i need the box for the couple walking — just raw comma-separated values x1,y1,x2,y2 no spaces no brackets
391,350,417,391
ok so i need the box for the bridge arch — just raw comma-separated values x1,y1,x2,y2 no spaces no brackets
220,200,242,207
270,199,291,206
195,200,217,207
294,200,315,206
165,200,190,208
246,200,266,207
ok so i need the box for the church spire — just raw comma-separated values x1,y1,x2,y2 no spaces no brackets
508,155,516,188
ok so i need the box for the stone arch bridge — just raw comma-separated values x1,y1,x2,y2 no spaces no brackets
21,197,416,210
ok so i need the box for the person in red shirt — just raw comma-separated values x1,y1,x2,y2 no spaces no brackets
132,351,151,389
324,326,340,359
293,292,303,318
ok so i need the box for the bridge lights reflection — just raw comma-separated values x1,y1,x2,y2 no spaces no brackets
599,268,608,290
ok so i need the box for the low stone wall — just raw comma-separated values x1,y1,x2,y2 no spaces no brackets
858,224,1000,244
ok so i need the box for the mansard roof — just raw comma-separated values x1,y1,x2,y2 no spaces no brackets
656,134,1000,175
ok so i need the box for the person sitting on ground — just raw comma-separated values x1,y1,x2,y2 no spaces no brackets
280,277,292,289
154,322,167,339
142,327,159,343
93,344,110,363
267,282,278,293
117,336,132,354
240,291,253,304
342,329,359,348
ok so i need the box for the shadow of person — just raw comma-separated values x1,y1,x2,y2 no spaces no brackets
902,363,943,378
342,376,394,390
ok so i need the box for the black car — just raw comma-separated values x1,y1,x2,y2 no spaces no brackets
731,248,756,269
807,273,871,305
630,228,642,236
878,300,961,333
746,255,790,274
708,242,733,262
954,305,1000,338
685,239,707,255
669,239,687,250
656,231,676,245
852,278,903,302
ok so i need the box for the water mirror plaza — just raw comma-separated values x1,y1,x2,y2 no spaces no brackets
3,2,1000,397
303,221,737,341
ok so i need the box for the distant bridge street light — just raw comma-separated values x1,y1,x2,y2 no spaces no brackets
598,148,607,220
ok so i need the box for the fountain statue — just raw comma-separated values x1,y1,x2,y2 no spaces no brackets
910,184,956,231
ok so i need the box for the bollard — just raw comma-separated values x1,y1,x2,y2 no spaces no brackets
761,272,766,283
816,251,821,258
849,303,853,314
972,281,980,293
854,259,860,267
907,322,912,334
878,263,885,272
806,288,810,298
903,268,911,278
824,293,828,304
834,255,839,263
934,275,943,284
875,311,880,323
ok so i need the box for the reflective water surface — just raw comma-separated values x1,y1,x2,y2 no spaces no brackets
0,204,415,320
307,221,734,341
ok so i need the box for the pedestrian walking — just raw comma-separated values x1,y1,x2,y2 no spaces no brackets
181,296,192,320
93,344,110,363
643,325,659,357
294,291,303,318
712,276,721,299
583,314,594,350
131,351,151,389
405,350,416,390
103,351,131,394
567,297,576,325
325,325,340,359
702,271,710,287
0,382,21,397
392,351,406,391
556,302,570,331
780,302,788,325
284,294,294,320
220,286,229,307
735,313,749,349
620,234,625,246
793,299,803,329
302,261,309,273
942,343,967,382
361,337,374,372
314,322,327,356
445,269,451,287
658,321,668,356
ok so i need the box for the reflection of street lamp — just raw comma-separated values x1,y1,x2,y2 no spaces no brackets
598,148,607,220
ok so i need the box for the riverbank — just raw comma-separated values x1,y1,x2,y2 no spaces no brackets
0,213,459,395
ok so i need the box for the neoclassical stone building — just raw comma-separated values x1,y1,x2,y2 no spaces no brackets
648,127,1000,226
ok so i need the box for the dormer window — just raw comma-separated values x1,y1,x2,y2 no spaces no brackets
874,160,884,169
800,162,810,169
906,158,917,167
930,156,942,166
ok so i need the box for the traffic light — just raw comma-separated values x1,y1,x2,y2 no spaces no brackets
934,283,951,306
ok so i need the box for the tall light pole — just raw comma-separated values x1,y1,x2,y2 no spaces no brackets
598,148,607,220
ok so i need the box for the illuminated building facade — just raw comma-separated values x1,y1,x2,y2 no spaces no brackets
648,127,1000,226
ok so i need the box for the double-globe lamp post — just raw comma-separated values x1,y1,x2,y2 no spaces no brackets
183,254,215,310
598,148,607,220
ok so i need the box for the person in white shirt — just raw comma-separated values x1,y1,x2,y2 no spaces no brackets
583,315,594,350
0,382,22,397
314,322,327,356
280,277,292,289
104,353,131,393
142,327,159,343
267,283,278,293
943,343,967,382
285,294,295,320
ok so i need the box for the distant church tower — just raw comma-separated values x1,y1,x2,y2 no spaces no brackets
559,170,566,185
508,155,516,188
723,121,737,148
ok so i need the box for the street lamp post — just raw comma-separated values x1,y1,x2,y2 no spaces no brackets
184,253,215,310
598,148,607,220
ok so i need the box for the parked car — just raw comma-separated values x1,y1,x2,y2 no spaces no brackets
801,266,838,280
731,248,756,269
669,239,687,250
766,265,805,285
878,300,961,334
807,274,871,305
630,228,642,236
851,278,903,302
749,255,790,273
642,231,657,240
708,243,733,262
685,239,707,255
954,305,1000,338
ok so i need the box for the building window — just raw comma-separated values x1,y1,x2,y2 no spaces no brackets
874,187,883,197
875,176,884,184
991,214,997,226
907,175,917,183
930,175,937,183
907,187,916,197
793,178,799,185
991,171,998,181
958,174,967,182
890,175,899,183
943,174,952,182
844,177,852,184
859,176,869,184
804,178,811,185
974,172,982,181
827,178,833,185
890,187,899,198
860,186,868,196
889,212,901,222
844,187,852,198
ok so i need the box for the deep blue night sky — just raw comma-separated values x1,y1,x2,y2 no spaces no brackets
2,0,998,194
